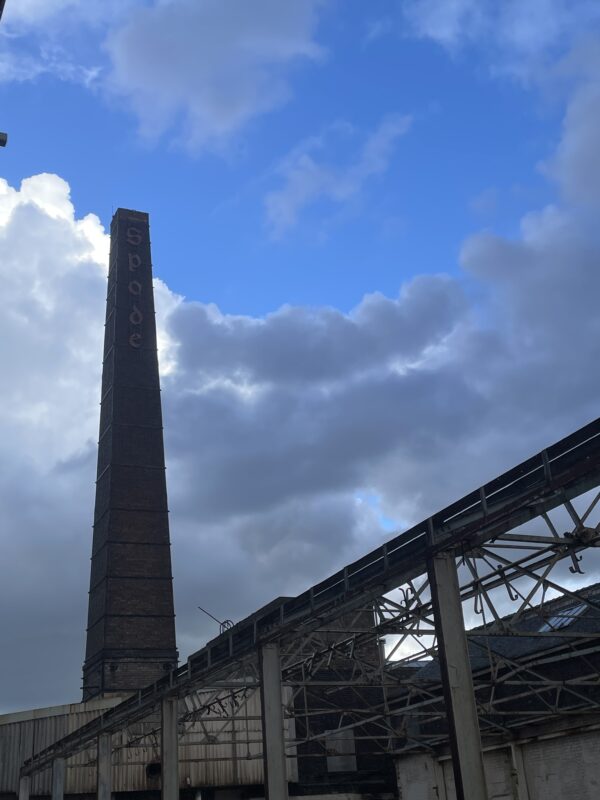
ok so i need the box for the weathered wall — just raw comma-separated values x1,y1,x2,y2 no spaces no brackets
396,729,600,800
395,754,443,800
521,731,600,799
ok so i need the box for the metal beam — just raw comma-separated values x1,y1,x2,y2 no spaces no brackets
260,642,288,800
429,552,488,800
161,697,179,800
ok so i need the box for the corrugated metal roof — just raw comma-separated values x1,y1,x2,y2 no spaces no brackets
0,702,117,794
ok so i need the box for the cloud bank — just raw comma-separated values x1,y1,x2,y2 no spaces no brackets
1,39,600,708
1,0,600,713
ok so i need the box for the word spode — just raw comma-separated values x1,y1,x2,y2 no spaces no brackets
126,223,144,349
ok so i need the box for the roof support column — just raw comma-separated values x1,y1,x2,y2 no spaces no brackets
259,642,289,800
51,758,66,800
18,776,30,800
97,733,112,800
428,551,488,800
510,743,531,800
161,697,179,800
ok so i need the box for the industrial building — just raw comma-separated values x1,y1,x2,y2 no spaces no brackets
1,210,600,799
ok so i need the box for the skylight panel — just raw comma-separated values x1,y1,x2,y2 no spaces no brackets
539,602,587,632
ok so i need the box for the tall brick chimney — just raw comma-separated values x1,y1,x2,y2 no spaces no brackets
82,209,177,700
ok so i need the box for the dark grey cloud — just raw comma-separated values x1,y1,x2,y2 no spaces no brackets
173,491,381,657
0,449,95,711
163,364,483,524
545,44,600,209
168,274,466,386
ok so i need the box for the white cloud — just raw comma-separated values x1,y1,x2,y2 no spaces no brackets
1,0,135,27
402,0,600,76
0,0,122,87
105,0,327,151
0,0,327,139
0,45,100,86
2,0,80,25
403,0,484,49
0,0,326,143
265,114,412,237
0,0,328,147
0,174,107,464
0,175,107,710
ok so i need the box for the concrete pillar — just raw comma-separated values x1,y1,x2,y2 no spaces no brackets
428,552,488,800
161,697,179,800
97,733,112,800
18,775,30,800
510,743,530,800
259,642,288,800
434,758,449,800
51,758,66,800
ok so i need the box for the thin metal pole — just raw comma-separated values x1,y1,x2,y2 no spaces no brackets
259,642,289,799
428,552,488,800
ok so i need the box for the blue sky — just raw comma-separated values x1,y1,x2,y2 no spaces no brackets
1,0,600,710
0,0,560,313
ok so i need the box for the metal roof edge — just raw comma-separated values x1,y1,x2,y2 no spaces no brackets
0,696,124,726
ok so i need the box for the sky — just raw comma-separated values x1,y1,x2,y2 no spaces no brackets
0,0,599,712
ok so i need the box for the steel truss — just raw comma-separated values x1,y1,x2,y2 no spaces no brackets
20,417,600,799
278,490,600,760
